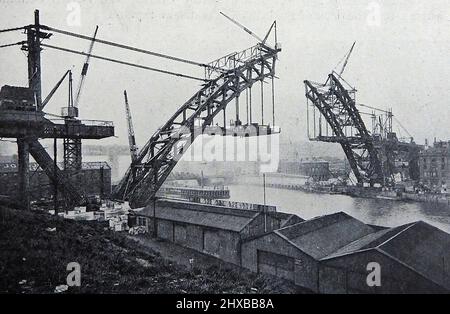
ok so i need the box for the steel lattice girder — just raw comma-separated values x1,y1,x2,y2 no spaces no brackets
113,44,280,208
28,139,84,205
304,73,383,185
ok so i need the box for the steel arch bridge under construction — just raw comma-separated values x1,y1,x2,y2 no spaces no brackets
304,72,421,187
113,42,281,208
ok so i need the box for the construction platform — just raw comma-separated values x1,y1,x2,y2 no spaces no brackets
0,110,114,139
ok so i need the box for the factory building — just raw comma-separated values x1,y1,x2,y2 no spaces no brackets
0,161,111,199
129,198,303,265
419,140,450,191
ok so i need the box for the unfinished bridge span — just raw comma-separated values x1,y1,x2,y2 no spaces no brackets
113,42,281,208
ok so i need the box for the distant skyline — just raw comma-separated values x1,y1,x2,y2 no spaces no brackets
1,0,450,156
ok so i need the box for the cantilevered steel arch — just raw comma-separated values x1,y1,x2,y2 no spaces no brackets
114,44,281,208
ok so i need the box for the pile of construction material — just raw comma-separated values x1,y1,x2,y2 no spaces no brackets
49,200,131,231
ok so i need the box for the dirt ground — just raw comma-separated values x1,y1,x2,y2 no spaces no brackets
0,206,308,294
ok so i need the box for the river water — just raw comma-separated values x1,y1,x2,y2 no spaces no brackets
227,184,450,233
95,154,450,233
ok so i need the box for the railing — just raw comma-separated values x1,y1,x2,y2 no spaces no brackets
205,44,262,79
158,186,230,199
47,118,114,127
207,199,277,212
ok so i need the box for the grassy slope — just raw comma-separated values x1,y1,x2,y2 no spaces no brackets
0,206,307,294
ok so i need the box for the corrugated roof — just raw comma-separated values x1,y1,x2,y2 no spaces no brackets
323,223,415,259
276,212,375,259
135,204,259,232
267,212,304,228
379,221,450,290
154,207,256,232
323,221,450,290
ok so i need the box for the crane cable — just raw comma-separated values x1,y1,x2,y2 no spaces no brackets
39,24,218,70
40,43,208,82
0,26,26,34
393,116,413,138
0,41,26,49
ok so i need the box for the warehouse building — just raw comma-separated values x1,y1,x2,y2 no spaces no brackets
130,198,303,265
131,200,450,293
320,220,450,293
241,212,375,291
0,161,111,199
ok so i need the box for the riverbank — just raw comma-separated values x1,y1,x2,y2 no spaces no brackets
232,174,450,207
0,206,303,293
227,184,450,233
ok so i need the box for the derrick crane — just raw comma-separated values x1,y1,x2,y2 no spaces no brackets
337,41,355,77
74,25,98,110
61,26,99,171
124,90,138,163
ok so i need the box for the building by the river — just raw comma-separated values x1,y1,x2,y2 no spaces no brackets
278,159,330,182
419,140,450,191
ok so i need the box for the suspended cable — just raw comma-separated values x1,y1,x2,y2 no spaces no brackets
271,76,275,126
0,41,26,49
41,43,208,82
356,103,391,114
393,116,413,138
0,26,26,34
40,24,217,70
44,111,66,119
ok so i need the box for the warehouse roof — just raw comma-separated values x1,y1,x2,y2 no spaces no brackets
276,212,375,259
135,204,260,232
323,221,450,290
268,211,304,228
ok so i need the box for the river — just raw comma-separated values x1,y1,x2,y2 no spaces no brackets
95,154,450,233
227,184,450,233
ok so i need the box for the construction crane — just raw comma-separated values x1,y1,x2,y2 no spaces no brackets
220,12,276,49
60,26,98,172
74,25,99,113
337,41,356,77
123,90,138,163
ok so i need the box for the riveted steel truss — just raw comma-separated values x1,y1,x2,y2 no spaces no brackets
113,44,280,208
304,73,383,186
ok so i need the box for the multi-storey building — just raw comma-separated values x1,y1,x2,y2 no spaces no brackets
419,141,450,191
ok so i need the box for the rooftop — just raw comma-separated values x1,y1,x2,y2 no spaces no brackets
134,198,304,233
323,220,450,290
276,212,375,259
134,202,260,232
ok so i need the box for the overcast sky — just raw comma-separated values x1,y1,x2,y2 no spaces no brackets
1,0,450,153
